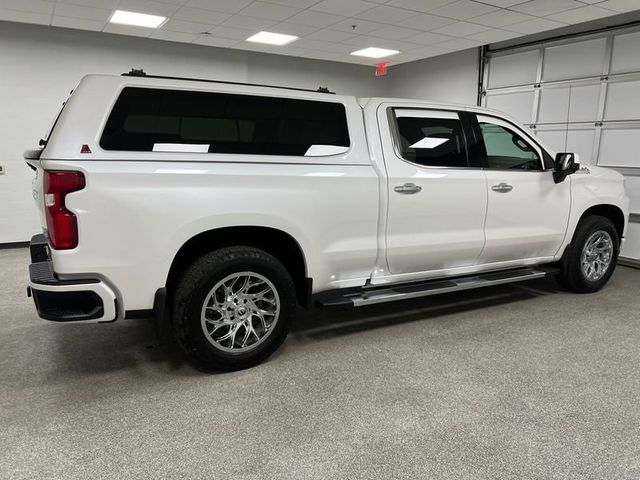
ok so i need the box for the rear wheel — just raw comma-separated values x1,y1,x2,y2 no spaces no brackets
557,215,619,293
172,246,296,371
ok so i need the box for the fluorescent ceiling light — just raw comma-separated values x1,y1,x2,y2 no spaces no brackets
246,31,299,46
110,10,166,28
351,47,400,59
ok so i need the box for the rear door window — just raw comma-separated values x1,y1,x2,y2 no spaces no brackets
100,87,350,156
393,109,468,168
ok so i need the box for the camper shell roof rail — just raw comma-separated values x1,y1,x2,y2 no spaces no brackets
121,68,335,94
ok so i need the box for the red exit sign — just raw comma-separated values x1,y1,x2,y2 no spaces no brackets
375,63,388,77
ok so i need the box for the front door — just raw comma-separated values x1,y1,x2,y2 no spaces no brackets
381,107,488,275
472,113,571,263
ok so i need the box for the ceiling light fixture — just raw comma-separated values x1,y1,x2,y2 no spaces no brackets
351,47,400,59
110,10,167,28
246,31,299,46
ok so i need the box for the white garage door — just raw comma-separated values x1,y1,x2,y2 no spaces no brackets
483,26,640,265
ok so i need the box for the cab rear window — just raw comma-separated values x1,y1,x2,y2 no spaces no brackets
100,87,350,156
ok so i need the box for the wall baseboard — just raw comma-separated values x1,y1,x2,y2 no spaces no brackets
0,241,29,250
619,256,640,269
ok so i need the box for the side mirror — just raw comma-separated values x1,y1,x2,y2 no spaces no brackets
553,152,580,183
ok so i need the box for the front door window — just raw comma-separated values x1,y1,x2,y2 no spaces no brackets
477,115,542,171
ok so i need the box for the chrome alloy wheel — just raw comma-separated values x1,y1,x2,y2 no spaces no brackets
580,230,614,282
200,272,280,352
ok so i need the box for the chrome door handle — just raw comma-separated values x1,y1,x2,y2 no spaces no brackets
394,183,422,194
491,182,513,193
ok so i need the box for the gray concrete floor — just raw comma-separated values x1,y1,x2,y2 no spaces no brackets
1,247,640,480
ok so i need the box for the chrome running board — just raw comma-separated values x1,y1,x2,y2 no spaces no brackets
315,267,555,310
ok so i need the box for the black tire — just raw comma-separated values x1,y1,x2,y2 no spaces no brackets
172,246,296,371
557,215,619,293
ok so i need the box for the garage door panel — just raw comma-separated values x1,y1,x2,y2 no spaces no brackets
538,87,569,124
488,50,539,89
611,31,640,74
604,81,640,121
485,91,534,125
566,129,596,165
534,129,566,154
538,84,601,125
624,176,640,213
621,222,640,260
568,84,601,122
543,38,607,82
598,128,640,168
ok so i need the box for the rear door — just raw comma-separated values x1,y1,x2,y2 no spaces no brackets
380,106,488,275
470,113,571,262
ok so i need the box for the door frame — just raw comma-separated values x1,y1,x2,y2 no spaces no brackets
372,104,491,286
469,111,572,264
463,111,556,171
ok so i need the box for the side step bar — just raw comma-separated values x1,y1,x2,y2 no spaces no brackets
315,267,558,310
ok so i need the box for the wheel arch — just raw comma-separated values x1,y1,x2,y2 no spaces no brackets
579,204,626,242
166,226,311,308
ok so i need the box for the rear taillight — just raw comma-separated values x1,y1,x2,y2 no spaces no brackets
43,170,85,250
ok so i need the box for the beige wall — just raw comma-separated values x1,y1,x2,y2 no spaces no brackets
388,48,479,105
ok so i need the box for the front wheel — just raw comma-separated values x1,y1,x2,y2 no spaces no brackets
557,215,619,293
172,247,296,371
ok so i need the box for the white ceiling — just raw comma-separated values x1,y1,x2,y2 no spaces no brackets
0,0,638,65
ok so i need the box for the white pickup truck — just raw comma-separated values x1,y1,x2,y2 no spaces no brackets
25,71,629,370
